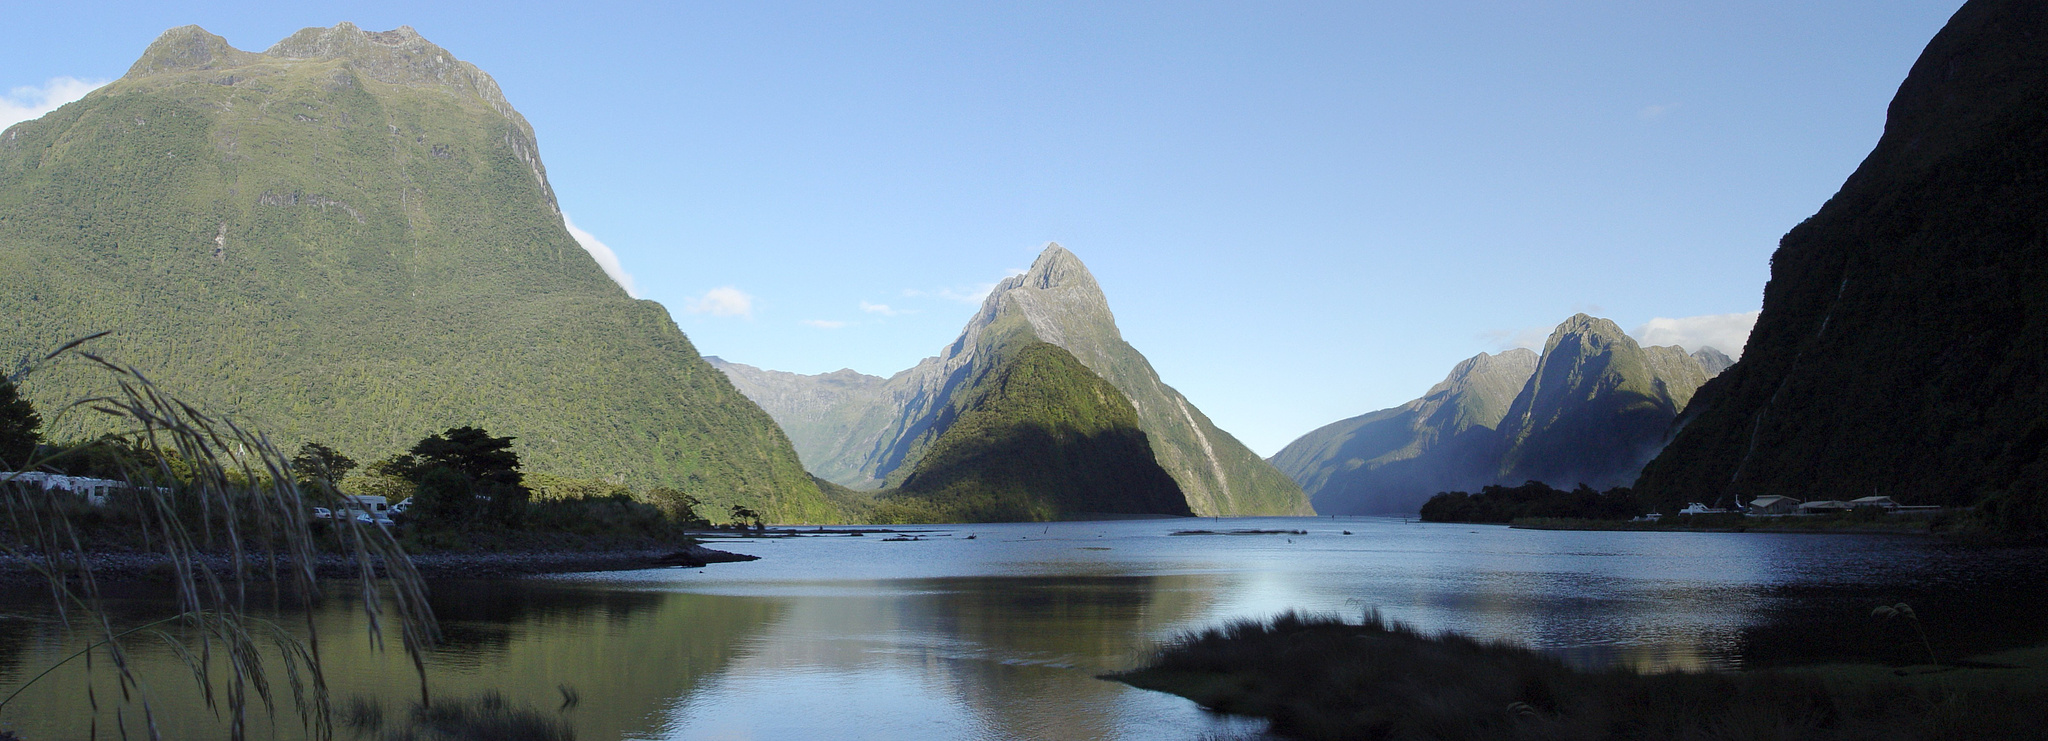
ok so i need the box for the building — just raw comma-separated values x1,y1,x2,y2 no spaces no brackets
1747,495,1803,515
1,471,124,506
1848,495,1900,510
1798,500,1855,514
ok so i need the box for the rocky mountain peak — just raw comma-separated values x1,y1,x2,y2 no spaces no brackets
1543,313,1630,355
1691,346,1734,376
970,242,1118,355
124,25,260,78
120,24,517,120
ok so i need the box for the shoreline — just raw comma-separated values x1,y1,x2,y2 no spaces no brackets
0,542,759,589
1502,516,1938,536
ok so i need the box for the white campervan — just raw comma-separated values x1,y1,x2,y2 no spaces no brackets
338,495,395,525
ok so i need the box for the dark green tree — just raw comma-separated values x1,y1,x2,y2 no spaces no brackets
408,426,529,527
291,442,357,485
412,466,477,525
728,504,763,530
0,380,41,469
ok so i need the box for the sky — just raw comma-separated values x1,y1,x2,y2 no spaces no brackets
4,1,1966,455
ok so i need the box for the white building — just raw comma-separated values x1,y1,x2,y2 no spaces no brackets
1,471,124,506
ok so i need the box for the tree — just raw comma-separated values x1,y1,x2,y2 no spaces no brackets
0,380,40,469
647,486,709,527
728,504,763,531
407,426,529,527
291,442,357,485
411,426,523,490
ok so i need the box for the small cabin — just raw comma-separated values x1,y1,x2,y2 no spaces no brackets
1747,495,1803,515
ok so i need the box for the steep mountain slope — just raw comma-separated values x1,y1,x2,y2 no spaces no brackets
874,340,1190,522
1274,315,1718,512
715,244,1312,516
1493,315,1698,489
1638,0,2048,517
702,357,886,478
0,24,834,522
1270,349,1536,515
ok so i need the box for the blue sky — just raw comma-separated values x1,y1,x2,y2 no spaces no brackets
4,1,1964,455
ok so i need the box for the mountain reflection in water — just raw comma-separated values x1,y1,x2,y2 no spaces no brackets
0,518,2042,739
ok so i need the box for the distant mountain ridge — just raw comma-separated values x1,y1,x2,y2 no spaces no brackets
714,244,1312,516
0,23,835,522
1637,0,2048,523
1273,314,1728,514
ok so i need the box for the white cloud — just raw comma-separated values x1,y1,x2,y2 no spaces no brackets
859,300,913,316
1480,326,1555,352
1638,102,1680,121
561,214,639,298
1632,311,1759,358
903,268,1028,305
686,286,754,319
802,319,850,329
1,77,108,131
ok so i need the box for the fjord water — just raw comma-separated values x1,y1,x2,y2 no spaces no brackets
1,519,2042,740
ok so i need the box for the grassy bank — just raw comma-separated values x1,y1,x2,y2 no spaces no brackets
1109,612,2048,740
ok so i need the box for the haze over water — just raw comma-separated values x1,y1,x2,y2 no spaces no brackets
1,518,2039,739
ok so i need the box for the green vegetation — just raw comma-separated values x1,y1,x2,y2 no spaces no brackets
0,24,833,523
1637,0,2048,533
1419,481,1642,523
1112,611,2048,741
861,341,1189,523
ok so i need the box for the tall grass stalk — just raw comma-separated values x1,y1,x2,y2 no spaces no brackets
0,336,437,740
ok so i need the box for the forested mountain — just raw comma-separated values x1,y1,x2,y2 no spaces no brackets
715,244,1312,516
1270,349,1536,515
871,340,1190,522
1637,0,2048,527
1273,315,1725,514
0,24,835,522
1492,315,1703,490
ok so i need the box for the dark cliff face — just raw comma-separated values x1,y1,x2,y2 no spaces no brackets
1637,0,2048,510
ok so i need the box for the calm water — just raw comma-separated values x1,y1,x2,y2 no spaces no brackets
1,517,2043,739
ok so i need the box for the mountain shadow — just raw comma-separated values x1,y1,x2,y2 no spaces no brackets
1637,0,2048,525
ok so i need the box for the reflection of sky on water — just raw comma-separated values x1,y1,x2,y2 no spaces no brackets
3,519,2038,739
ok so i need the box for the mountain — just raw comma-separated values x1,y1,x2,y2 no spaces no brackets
1273,315,1718,513
715,244,1313,516
1637,0,2048,523
870,341,1190,522
1270,349,1536,515
0,24,835,522
701,358,887,478
1493,315,1700,489
1691,347,1734,377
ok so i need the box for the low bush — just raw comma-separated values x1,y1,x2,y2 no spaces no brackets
1112,612,2048,740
